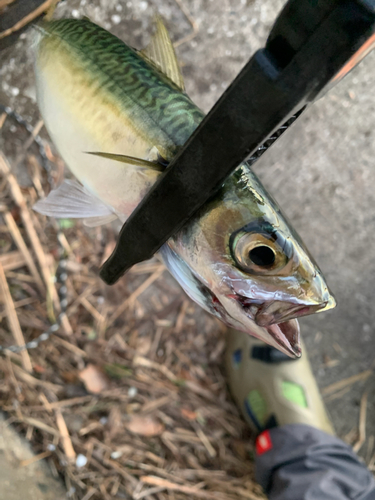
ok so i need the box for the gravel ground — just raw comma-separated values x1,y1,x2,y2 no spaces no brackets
1,0,374,456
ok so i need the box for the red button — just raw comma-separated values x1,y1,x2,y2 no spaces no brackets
256,430,273,455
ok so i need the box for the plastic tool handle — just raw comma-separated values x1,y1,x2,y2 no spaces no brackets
100,0,375,285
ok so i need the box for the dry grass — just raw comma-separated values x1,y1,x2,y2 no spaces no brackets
0,112,265,499
0,0,64,40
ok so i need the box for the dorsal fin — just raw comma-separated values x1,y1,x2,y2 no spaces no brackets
139,16,185,91
86,152,165,172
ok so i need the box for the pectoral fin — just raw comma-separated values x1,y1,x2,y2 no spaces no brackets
83,214,118,227
86,151,164,172
139,16,185,91
33,179,115,221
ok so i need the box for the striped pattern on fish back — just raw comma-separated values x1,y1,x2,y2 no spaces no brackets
39,18,204,158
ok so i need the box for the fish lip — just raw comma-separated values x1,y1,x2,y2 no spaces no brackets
264,319,301,358
254,295,336,327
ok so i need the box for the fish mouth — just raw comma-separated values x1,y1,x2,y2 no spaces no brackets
234,295,335,358
234,296,302,357
253,296,336,327
264,319,301,358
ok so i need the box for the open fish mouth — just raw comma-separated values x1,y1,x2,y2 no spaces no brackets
263,319,301,358
252,297,336,327
234,296,302,357
206,290,301,357
232,294,335,358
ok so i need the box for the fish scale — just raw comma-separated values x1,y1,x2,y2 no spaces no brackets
39,19,204,158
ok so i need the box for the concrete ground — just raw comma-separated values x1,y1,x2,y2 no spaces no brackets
0,415,66,500
0,0,374,460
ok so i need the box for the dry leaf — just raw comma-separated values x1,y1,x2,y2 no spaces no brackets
135,336,152,356
107,407,123,439
125,415,164,437
61,370,79,384
79,364,109,394
181,408,197,421
32,364,46,374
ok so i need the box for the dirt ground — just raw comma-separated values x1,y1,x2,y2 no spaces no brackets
0,0,375,497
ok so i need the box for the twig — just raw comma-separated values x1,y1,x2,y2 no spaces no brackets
0,0,16,9
149,326,164,359
24,120,44,149
55,409,76,462
6,271,38,283
22,395,93,412
13,297,38,308
323,385,351,403
194,426,216,458
79,421,103,437
175,300,189,334
19,450,52,467
222,486,264,500
134,486,166,500
81,490,97,500
0,153,72,335
110,478,121,497
44,0,61,21
28,155,45,199
0,0,59,39
322,370,372,396
103,458,139,488
140,476,220,499
353,391,368,453
0,358,62,391
0,263,32,371
141,395,175,414
79,296,105,324
53,336,87,358
14,120,44,169
22,417,60,437
0,250,27,271
184,381,217,402
39,392,53,413
66,283,98,317
162,430,201,445
4,211,45,294
0,111,7,128
108,266,165,325
173,0,199,47
5,356,23,411
57,231,72,256
96,302,108,339
99,484,112,500
134,356,178,383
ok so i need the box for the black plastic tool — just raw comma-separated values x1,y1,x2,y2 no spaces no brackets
100,0,375,285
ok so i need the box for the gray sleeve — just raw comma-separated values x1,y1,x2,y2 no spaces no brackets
255,424,375,500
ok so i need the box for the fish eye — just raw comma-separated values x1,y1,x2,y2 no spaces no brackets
230,222,293,275
249,245,276,267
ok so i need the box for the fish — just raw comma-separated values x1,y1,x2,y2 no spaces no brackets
32,17,336,358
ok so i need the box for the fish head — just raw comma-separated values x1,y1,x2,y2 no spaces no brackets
170,165,335,358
